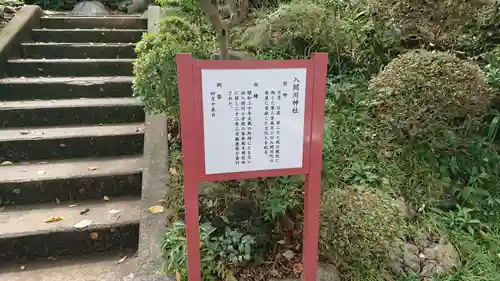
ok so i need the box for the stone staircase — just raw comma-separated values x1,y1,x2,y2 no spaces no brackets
0,15,147,281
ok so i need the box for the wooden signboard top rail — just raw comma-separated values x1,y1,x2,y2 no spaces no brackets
176,52,328,281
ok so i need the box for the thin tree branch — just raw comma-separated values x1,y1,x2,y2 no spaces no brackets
229,0,249,28
198,0,224,32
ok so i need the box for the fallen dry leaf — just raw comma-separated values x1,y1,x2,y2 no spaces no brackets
55,197,60,204
45,216,63,223
117,255,127,264
20,265,26,270
90,232,99,240
80,208,90,215
169,167,178,176
74,219,92,229
108,209,120,220
123,273,134,281
282,250,295,260
292,263,303,274
383,150,393,158
176,272,181,281
103,196,111,201
87,166,98,171
1,161,13,166
68,204,79,208
148,205,165,214
37,170,46,175
12,189,20,195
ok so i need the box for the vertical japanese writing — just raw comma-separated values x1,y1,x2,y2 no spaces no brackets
292,77,300,114
211,82,223,118
234,90,240,165
263,89,281,164
246,90,252,164
210,92,216,117
282,81,288,99
239,91,247,165
274,90,281,163
264,90,269,159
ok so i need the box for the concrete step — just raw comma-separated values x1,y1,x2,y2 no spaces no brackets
0,252,137,281
0,76,133,100
7,58,134,77
0,197,140,262
40,16,147,29
0,98,144,128
0,157,142,205
21,43,137,59
0,123,144,162
31,29,145,43
0,252,138,281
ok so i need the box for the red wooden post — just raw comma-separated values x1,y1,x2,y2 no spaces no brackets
176,53,328,281
302,53,328,281
176,53,202,281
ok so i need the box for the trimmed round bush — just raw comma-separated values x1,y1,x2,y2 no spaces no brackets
240,1,393,73
241,3,334,53
368,50,492,139
320,187,405,269
366,0,496,49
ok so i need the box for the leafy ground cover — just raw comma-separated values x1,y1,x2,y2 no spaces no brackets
133,0,500,280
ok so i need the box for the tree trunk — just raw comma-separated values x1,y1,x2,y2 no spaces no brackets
218,23,230,60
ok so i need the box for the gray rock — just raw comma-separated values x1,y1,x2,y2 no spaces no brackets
118,0,133,12
388,236,460,278
3,6,15,13
242,21,271,48
270,264,341,281
317,264,341,281
421,243,460,277
127,0,148,14
72,1,110,16
388,239,420,275
392,197,416,220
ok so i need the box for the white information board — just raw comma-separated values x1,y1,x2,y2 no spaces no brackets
201,68,307,175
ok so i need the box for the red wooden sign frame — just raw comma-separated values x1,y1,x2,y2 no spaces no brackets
176,52,328,281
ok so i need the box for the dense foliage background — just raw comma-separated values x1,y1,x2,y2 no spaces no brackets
133,0,500,280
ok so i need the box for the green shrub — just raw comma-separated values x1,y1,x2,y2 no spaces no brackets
368,50,492,142
262,176,303,221
241,3,334,56
485,46,500,89
240,1,394,76
161,221,256,281
133,15,216,115
320,186,405,270
366,0,497,51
